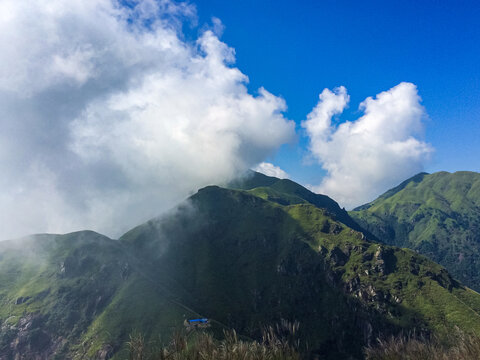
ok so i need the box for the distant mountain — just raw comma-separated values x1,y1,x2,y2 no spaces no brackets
228,171,374,236
350,171,480,291
2,173,480,359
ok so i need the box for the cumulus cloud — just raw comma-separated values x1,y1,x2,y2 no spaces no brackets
303,82,432,208
0,0,295,240
254,162,289,179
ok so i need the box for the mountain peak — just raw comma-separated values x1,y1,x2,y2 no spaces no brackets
350,170,480,291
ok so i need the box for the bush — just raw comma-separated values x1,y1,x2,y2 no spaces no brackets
364,329,480,360
127,321,300,360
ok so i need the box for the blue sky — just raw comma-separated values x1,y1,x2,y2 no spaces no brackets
194,0,480,185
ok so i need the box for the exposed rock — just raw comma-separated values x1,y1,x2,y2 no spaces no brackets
410,262,419,275
59,261,66,275
342,244,353,257
96,344,114,360
393,280,403,290
318,246,328,256
362,252,373,262
14,297,30,305
427,269,456,291
329,247,348,266
2,313,62,360
321,220,343,234
361,320,373,346
345,276,361,293
121,262,130,280
373,248,386,274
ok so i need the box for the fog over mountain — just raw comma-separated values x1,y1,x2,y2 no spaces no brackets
0,0,294,239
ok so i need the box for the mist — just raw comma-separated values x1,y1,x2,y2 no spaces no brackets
0,0,295,240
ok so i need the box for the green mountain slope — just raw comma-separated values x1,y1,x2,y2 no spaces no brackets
350,171,480,291
229,171,373,236
0,231,200,360
1,174,480,359
0,231,130,359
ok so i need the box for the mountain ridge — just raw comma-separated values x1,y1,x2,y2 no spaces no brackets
350,170,480,291
1,172,480,359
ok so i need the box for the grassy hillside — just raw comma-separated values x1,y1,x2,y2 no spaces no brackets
230,171,374,236
0,231,129,359
120,184,480,358
2,174,480,359
350,171,480,291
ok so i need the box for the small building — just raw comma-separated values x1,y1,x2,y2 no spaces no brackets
184,318,210,329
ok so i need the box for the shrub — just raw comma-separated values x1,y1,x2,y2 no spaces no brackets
365,329,480,360
127,321,300,360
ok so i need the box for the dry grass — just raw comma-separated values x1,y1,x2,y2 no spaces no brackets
365,329,480,360
128,320,301,360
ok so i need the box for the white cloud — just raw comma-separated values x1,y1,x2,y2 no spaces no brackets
0,0,295,240
254,162,289,179
303,82,432,209
211,17,225,36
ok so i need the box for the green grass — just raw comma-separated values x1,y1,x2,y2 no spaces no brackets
351,171,480,291
126,322,301,360
365,330,480,360
3,174,480,359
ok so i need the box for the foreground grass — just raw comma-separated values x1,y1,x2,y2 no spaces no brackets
127,322,300,360
365,330,480,360
129,327,480,360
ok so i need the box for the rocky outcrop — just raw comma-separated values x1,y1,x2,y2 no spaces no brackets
0,314,64,360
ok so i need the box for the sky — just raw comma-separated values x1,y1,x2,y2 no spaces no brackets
0,0,479,239
193,0,480,181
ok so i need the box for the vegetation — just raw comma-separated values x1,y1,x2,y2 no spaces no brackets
365,330,480,360
350,171,480,291
1,172,480,359
127,321,300,360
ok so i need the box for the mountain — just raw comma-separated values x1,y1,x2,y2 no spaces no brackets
2,173,480,359
350,171,480,292
228,171,374,236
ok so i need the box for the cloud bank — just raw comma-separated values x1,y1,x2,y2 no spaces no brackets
303,82,432,208
254,162,289,179
0,0,295,239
